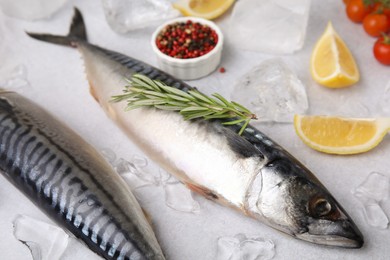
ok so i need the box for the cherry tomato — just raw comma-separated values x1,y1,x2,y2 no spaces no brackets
343,0,351,5
346,0,374,23
373,4,390,17
373,35,390,65
363,13,390,37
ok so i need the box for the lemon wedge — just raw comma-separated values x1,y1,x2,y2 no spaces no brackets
294,115,390,155
173,0,235,20
310,22,359,88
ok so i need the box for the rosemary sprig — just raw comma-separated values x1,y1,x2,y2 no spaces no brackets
112,74,257,135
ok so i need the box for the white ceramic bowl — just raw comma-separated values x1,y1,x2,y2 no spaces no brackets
151,17,224,80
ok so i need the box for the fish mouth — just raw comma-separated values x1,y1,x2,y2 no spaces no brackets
296,232,363,248
296,219,364,248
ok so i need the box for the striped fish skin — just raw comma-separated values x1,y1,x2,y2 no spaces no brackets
27,8,363,248
0,91,165,260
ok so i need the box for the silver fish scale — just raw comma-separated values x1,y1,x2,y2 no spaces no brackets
0,93,163,260
96,45,191,92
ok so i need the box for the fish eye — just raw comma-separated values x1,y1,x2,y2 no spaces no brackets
309,197,333,218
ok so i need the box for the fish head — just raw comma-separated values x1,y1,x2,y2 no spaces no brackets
251,159,364,248
287,174,364,248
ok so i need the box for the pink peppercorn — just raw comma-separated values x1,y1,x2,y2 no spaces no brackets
156,20,218,59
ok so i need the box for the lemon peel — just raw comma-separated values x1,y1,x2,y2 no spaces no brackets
294,115,390,155
173,0,235,20
310,22,359,88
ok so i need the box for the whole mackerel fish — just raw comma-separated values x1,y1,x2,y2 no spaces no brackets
0,91,165,259
28,8,364,248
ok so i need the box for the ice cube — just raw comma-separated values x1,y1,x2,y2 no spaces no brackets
13,215,69,260
131,154,148,168
232,59,308,123
0,64,30,91
363,202,389,229
217,234,275,260
111,154,201,213
353,172,390,229
229,0,311,54
101,0,180,34
0,0,67,21
114,158,133,175
353,172,390,202
164,180,200,213
100,148,117,164
337,99,370,118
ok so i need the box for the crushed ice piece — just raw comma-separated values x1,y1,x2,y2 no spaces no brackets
13,215,69,260
1,64,30,90
362,202,389,229
105,152,201,213
100,148,117,164
164,180,200,213
101,0,180,34
232,59,308,123
337,99,370,118
353,172,390,229
353,172,390,202
0,0,67,20
216,234,275,260
131,162,162,185
379,81,390,114
114,158,134,175
131,154,148,168
229,0,311,54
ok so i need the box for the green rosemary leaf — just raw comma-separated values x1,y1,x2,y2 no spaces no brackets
154,105,183,111
238,119,251,135
222,118,247,126
166,100,188,107
130,77,155,91
231,101,252,114
113,74,257,135
166,93,191,102
212,93,232,108
125,104,146,111
132,99,166,106
111,94,133,102
188,90,214,105
133,74,161,91
203,113,232,120
180,106,209,112
141,90,168,98
182,110,215,120
161,85,195,100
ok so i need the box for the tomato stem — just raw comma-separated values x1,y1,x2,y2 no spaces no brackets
381,33,390,44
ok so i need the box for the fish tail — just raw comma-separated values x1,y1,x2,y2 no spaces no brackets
26,7,87,47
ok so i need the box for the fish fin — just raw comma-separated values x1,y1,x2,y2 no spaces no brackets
223,128,262,159
142,208,153,226
185,182,219,201
26,7,87,47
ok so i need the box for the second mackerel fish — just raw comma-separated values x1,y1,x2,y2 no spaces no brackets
27,8,364,248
